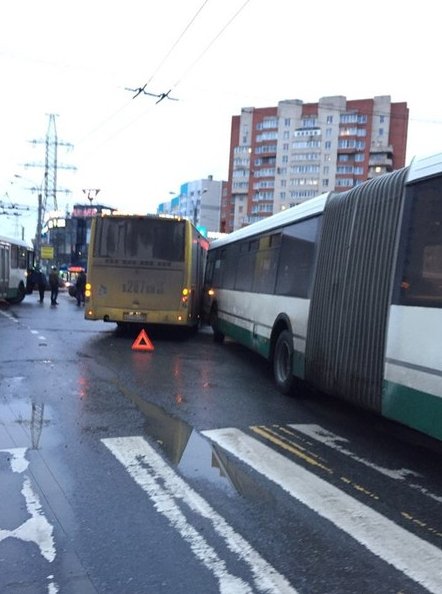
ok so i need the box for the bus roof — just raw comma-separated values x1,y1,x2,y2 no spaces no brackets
407,151,442,183
0,235,33,248
210,193,329,249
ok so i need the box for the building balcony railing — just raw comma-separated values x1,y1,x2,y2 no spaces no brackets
369,143,393,155
368,156,393,167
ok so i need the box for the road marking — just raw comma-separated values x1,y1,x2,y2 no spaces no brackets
102,435,297,594
0,449,56,564
202,427,442,594
0,447,29,472
289,424,442,503
0,310,17,322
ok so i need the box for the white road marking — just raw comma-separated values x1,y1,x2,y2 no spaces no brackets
102,435,297,594
0,447,29,472
0,310,18,322
0,476,56,562
202,427,442,594
290,424,442,503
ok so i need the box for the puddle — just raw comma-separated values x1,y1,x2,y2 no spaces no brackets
0,399,48,450
131,395,272,501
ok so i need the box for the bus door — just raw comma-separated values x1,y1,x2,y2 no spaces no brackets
191,233,209,321
0,243,9,298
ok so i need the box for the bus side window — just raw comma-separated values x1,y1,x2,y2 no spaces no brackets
253,234,280,294
275,216,322,298
396,180,442,307
235,240,257,292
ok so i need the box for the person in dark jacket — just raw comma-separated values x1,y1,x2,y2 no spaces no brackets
48,266,59,305
38,270,47,303
30,267,47,303
75,270,87,306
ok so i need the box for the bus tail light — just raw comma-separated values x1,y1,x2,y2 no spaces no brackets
181,288,190,304
85,282,92,298
208,288,215,297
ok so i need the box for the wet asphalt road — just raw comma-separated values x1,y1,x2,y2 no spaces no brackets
1,291,442,594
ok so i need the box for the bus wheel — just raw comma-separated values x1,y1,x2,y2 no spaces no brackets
7,283,26,304
273,330,294,394
210,306,224,344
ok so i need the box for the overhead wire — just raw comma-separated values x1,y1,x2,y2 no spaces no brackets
76,0,213,150
83,0,253,153
172,0,252,90
142,0,211,89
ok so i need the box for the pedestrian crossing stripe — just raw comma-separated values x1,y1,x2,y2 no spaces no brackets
102,435,296,594
201,427,442,594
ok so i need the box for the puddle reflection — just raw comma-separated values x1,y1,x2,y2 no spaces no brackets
31,402,45,449
0,398,47,450
138,397,272,502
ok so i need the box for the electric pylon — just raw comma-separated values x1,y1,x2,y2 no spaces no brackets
25,113,76,219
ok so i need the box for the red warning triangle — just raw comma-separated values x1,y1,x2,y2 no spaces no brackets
131,328,154,351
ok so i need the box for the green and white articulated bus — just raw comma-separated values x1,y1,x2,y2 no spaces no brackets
203,152,442,442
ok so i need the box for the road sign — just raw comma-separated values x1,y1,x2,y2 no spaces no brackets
40,245,54,259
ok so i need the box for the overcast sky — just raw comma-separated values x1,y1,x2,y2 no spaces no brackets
1,0,441,243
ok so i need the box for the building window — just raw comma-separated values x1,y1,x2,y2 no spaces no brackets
326,115,333,124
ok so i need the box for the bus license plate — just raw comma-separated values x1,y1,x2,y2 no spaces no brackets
123,312,147,322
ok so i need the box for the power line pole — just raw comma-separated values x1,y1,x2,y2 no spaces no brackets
24,114,76,264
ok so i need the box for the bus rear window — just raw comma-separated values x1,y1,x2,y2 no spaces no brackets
94,218,185,262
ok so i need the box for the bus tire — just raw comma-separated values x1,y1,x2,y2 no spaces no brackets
210,306,224,344
273,330,295,395
7,282,26,305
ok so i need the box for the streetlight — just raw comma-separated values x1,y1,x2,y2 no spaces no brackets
82,189,100,207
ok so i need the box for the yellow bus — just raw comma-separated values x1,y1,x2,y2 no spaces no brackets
85,214,209,332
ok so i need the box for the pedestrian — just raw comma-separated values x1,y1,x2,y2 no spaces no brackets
49,266,59,305
31,267,47,303
38,270,47,303
75,269,87,306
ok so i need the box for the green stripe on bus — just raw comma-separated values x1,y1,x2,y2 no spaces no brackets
218,318,270,358
383,381,442,441
217,318,305,378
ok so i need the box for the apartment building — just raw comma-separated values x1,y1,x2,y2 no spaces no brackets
157,176,226,234
221,95,408,232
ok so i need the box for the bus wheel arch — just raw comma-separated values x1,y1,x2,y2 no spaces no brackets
271,316,295,395
7,281,26,304
209,302,224,343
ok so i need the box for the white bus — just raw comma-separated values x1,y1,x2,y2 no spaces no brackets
0,235,34,304
85,214,209,332
203,152,442,442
